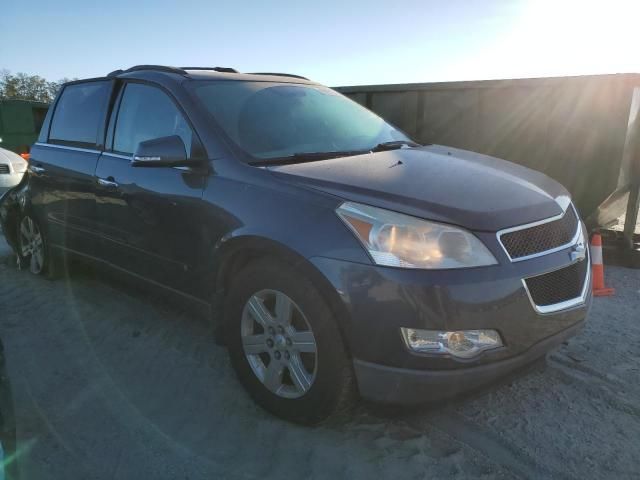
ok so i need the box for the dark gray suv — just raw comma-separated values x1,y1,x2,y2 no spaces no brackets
0,65,591,424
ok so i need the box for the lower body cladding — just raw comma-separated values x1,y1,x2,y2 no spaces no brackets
310,245,591,405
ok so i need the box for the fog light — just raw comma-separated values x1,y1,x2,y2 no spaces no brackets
400,328,502,359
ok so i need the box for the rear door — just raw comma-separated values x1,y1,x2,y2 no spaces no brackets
94,82,208,293
28,80,113,257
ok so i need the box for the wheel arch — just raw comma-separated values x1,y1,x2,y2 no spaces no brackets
0,182,31,255
212,235,353,353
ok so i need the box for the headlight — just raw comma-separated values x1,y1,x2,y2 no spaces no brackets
401,328,503,358
336,202,497,269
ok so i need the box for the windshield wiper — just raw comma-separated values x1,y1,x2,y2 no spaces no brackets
370,140,421,152
251,141,422,166
251,150,368,166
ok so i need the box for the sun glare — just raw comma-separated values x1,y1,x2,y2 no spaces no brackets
452,0,640,81
512,0,640,76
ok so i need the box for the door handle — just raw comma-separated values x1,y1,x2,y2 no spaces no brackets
97,177,119,188
30,165,45,174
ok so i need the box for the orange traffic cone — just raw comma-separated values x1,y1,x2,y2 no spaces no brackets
590,233,614,296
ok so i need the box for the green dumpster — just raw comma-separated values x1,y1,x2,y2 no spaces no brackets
0,99,49,155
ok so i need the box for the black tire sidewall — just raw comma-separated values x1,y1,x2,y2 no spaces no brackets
225,259,352,424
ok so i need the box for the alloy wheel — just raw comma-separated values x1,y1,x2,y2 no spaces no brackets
18,216,45,275
240,289,318,399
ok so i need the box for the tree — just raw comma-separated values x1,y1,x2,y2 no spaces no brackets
0,70,72,103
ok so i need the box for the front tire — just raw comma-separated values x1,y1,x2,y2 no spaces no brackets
225,259,355,425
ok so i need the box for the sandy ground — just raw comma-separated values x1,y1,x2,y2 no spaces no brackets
1,234,639,480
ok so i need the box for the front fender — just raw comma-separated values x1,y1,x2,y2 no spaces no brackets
212,234,310,283
209,233,354,349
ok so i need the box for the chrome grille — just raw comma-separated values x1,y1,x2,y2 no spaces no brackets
500,206,579,260
0,164,9,175
524,260,588,308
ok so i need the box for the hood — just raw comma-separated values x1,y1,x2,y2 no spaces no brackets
268,144,569,231
0,147,27,173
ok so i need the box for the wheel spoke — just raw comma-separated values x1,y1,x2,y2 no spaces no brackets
241,289,318,399
290,330,316,353
288,355,312,394
242,334,268,355
247,296,275,327
20,221,30,241
263,361,284,393
274,292,293,324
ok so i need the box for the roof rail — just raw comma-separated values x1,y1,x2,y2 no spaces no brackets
105,66,308,80
181,66,239,73
248,72,309,80
107,65,188,77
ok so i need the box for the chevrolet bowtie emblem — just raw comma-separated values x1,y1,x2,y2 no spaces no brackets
571,242,586,262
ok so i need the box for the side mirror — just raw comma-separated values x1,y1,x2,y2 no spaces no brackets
132,135,193,168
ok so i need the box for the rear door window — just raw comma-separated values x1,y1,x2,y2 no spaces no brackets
49,81,112,148
112,83,193,156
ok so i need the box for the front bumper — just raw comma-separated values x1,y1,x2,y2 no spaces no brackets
353,320,584,404
309,224,591,403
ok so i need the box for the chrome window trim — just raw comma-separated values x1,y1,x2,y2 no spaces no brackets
496,200,581,262
34,142,101,155
521,228,591,314
102,152,131,160
36,146,192,171
102,152,192,171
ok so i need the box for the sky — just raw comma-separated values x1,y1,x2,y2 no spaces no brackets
2,0,639,87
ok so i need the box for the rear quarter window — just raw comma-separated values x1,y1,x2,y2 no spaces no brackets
49,81,112,148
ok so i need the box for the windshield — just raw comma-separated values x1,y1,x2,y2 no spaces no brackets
190,81,411,162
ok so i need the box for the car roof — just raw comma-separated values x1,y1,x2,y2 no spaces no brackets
98,65,317,85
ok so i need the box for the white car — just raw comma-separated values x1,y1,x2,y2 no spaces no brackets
0,147,28,195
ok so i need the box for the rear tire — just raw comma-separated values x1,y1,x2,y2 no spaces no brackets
16,213,58,278
225,259,355,425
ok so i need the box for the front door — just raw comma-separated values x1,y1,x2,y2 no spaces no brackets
94,82,207,294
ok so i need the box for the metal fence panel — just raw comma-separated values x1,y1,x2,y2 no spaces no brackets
337,74,640,223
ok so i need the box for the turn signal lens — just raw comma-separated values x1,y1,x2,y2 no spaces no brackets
400,328,502,359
